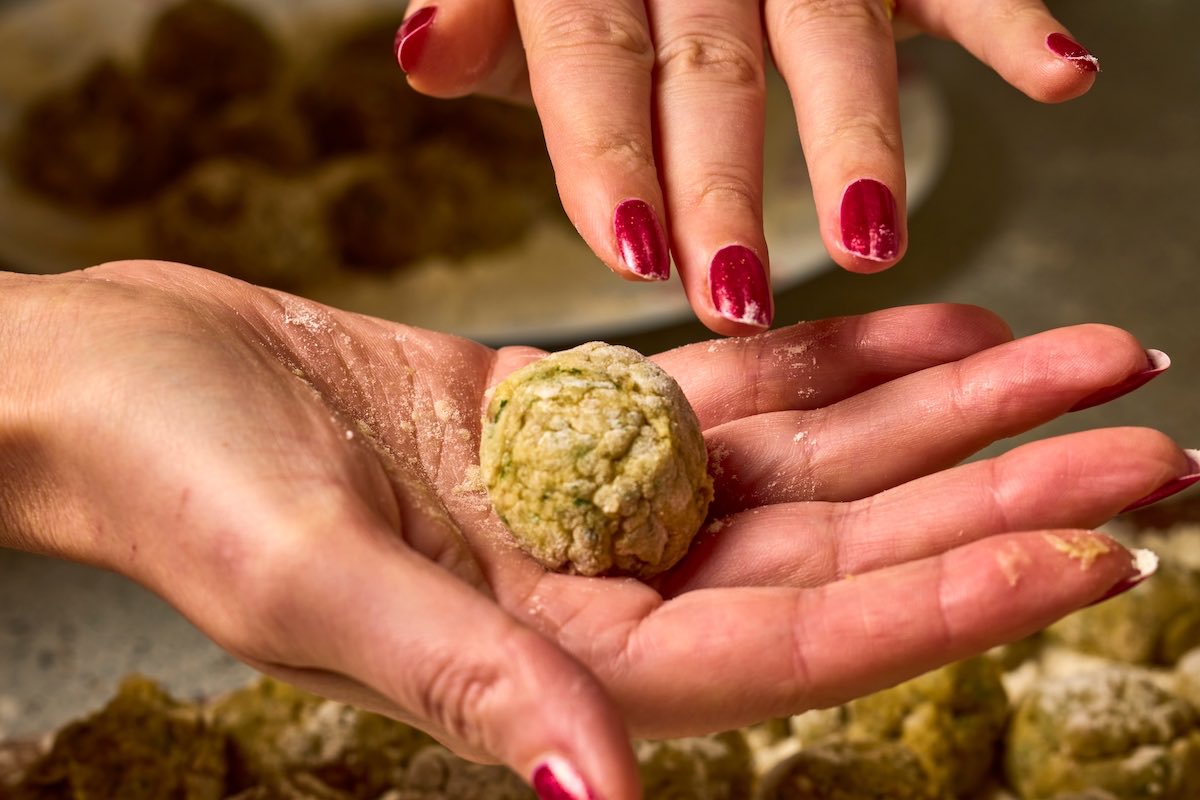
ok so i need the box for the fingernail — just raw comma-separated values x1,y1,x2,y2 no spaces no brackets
395,6,437,73
613,199,669,280
532,756,597,800
1121,449,1200,513
709,245,772,328
1088,548,1158,606
1046,32,1100,73
838,178,899,262
1069,349,1170,412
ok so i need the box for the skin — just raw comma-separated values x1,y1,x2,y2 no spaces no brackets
398,0,1099,335
0,261,1189,800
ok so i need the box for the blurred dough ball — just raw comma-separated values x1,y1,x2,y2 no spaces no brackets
148,159,336,290
8,59,186,209
758,740,936,800
320,146,543,273
140,0,282,111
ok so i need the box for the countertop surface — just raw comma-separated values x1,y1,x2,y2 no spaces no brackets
3,0,1198,739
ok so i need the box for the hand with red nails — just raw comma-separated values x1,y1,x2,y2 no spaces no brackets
4,262,1191,800
395,0,1100,336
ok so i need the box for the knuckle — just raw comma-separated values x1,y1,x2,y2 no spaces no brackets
777,0,889,32
810,113,903,161
414,649,505,749
533,3,654,67
578,131,657,174
685,169,761,215
656,28,764,88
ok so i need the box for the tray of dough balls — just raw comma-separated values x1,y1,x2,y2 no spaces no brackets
4,498,1200,800
0,0,950,345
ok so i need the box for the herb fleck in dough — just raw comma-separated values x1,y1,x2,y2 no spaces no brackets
479,342,712,578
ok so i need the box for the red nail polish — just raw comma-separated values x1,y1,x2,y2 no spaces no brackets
1046,32,1099,73
1069,349,1170,412
1121,450,1200,513
532,757,597,800
709,245,772,328
613,199,669,280
395,6,437,73
1087,549,1157,607
838,179,898,262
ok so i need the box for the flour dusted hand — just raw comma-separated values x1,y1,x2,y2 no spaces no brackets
480,342,712,578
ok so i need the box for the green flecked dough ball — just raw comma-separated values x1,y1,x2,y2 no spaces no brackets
480,342,712,578
1005,667,1200,799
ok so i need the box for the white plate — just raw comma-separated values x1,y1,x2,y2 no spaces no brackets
0,0,950,346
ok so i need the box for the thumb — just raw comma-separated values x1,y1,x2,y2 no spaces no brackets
282,526,639,800
395,0,532,103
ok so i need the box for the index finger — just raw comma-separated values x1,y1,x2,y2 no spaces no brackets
516,0,673,282
653,303,1012,428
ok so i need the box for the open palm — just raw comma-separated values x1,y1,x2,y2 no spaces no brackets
8,260,1185,800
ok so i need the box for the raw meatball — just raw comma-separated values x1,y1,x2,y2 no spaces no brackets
1005,666,1200,799
843,656,1009,798
139,0,282,112
635,731,755,800
7,59,185,209
147,159,337,291
758,740,936,800
209,677,433,796
11,676,227,800
401,746,534,800
480,343,712,578
1047,562,1200,666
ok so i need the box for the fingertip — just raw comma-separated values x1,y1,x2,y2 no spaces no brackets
1045,32,1100,76
527,751,640,800
613,199,671,282
828,178,906,272
395,1,525,100
698,244,774,336
395,5,437,75
998,30,1100,105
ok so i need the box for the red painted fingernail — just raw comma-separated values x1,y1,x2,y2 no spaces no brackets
709,245,772,328
838,179,899,262
532,757,597,800
1121,450,1200,514
395,6,437,73
1046,32,1100,73
1069,349,1170,412
1087,548,1158,607
613,199,669,280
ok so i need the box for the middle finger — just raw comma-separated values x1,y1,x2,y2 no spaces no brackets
648,0,773,334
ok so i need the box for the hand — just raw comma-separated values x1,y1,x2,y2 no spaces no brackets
1,261,1186,800
394,0,1100,335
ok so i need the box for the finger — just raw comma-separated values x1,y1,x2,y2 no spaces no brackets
511,1,672,285
900,0,1099,104
667,427,1190,593
649,0,773,334
250,514,640,800
764,0,906,273
395,0,532,102
547,530,1145,736
654,303,1013,429
702,324,1162,511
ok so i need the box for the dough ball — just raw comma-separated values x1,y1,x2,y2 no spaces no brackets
480,342,712,578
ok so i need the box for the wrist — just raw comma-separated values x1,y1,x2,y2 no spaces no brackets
0,272,90,562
